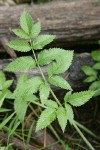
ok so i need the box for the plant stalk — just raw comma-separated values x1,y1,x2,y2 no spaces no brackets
73,122,95,150
30,40,61,106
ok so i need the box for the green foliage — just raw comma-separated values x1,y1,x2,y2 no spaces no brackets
66,90,94,107
7,40,31,52
30,21,41,38
45,100,58,109
36,107,56,131
48,75,72,90
38,48,73,76
12,29,30,39
56,107,67,132
2,10,95,149
14,98,28,122
0,71,13,107
5,56,36,72
65,104,74,125
39,82,50,105
32,35,55,50
82,50,100,96
20,11,33,34
91,50,100,61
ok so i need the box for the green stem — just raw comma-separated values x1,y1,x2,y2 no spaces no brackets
49,125,65,149
75,121,100,141
73,122,95,150
31,41,61,106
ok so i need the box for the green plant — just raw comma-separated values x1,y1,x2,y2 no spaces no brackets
82,50,100,97
0,11,96,150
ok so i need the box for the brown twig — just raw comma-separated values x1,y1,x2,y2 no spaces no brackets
44,128,47,148
0,131,37,150
0,37,17,58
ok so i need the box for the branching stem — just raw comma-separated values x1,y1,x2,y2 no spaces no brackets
30,40,61,106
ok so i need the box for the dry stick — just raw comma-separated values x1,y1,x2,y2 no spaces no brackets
44,128,47,148
0,37,17,58
0,131,36,150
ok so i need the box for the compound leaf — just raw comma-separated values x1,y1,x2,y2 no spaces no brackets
67,90,95,106
7,40,31,52
32,35,55,50
39,82,50,105
12,29,30,39
56,107,67,132
38,48,73,75
48,76,72,90
20,11,33,34
36,107,56,131
5,56,36,72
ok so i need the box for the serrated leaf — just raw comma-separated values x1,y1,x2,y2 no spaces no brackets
67,90,95,106
14,98,28,122
32,35,55,50
5,56,36,72
91,50,100,62
13,76,42,99
93,62,100,70
45,100,58,109
36,107,56,131
24,77,43,94
48,76,72,90
39,82,50,105
12,29,30,39
56,107,67,132
7,40,31,52
65,104,74,125
38,48,73,75
82,66,97,76
20,11,33,34
38,48,73,65
30,21,41,38
83,76,96,83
